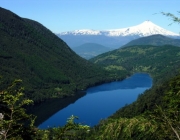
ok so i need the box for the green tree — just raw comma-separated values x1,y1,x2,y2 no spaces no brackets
161,11,180,25
152,75,180,140
38,115,90,140
0,78,91,140
0,79,36,140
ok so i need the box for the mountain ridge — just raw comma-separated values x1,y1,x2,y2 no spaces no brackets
57,21,180,48
58,21,179,37
122,34,180,47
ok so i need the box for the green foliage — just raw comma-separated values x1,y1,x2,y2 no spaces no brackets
88,116,158,140
161,11,180,26
0,79,91,140
36,115,90,140
153,74,180,139
52,115,90,140
0,79,36,140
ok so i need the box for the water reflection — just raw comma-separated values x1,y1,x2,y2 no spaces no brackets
38,73,152,128
28,91,86,126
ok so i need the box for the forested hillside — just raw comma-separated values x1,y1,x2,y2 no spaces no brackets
1,6,180,140
0,7,120,102
91,45,180,83
122,34,180,47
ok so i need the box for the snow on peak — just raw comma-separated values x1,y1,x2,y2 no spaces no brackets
59,29,102,35
58,21,179,37
106,20,179,37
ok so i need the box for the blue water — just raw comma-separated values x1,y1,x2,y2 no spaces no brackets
39,73,152,129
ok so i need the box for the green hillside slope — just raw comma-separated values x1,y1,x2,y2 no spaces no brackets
122,34,180,47
0,7,117,102
91,45,180,83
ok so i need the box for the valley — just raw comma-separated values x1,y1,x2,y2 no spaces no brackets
1,6,180,140
72,43,113,59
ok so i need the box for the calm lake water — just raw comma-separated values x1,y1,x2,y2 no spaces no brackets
39,73,152,129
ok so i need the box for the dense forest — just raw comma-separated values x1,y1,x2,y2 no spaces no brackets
0,7,124,103
90,44,180,84
1,7,180,140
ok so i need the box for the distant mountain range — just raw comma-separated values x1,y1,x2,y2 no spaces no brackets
57,21,180,48
72,43,112,59
62,34,180,59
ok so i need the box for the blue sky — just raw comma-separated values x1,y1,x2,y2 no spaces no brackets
0,0,179,33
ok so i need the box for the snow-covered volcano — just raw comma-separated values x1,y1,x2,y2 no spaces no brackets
57,21,180,48
58,21,179,37
106,20,179,37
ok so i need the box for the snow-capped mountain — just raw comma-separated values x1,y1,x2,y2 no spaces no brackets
57,21,180,48
58,21,179,37
106,20,179,37
60,29,103,35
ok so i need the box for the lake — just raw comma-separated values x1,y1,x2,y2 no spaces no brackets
39,73,152,129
